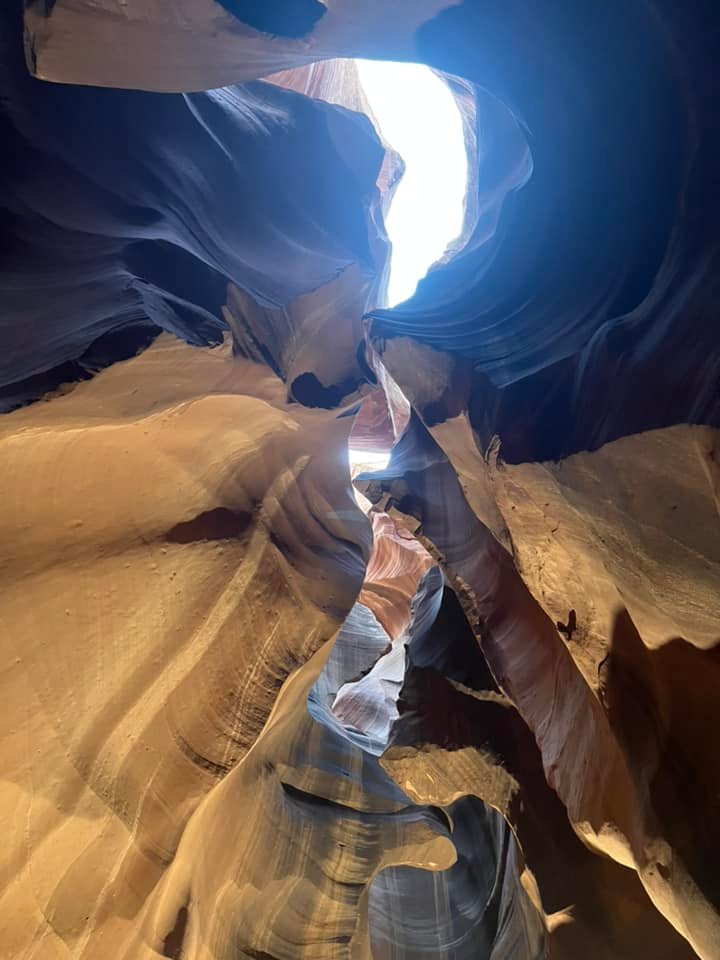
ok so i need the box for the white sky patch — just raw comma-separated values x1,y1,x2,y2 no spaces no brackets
348,449,391,472
356,59,467,307
348,449,391,509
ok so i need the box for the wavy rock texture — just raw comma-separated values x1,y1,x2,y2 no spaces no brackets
331,512,432,744
332,516,433,743
0,335,377,956
367,567,545,959
369,796,545,960
2,5,385,409
348,389,401,456
223,263,385,411
120,610,457,960
381,615,698,960
367,0,719,457
3,1,719,958
362,10,719,945
359,413,720,958
358,514,434,641
265,60,405,215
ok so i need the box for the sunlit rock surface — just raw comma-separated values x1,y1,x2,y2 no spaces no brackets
2,1,719,958
23,0,457,91
0,335,374,956
358,413,719,958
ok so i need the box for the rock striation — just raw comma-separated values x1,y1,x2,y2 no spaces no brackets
1,1,719,958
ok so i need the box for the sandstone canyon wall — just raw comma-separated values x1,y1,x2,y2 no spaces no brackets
1,2,719,959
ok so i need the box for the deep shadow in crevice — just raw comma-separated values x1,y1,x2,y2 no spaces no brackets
124,241,228,337
166,507,254,545
213,0,325,39
411,576,498,693
356,340,377,386
0,321,161,414
161,904,189,960
290,371,360,409
23,0,57,15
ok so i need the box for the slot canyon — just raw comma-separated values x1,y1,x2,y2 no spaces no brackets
1,2,719,958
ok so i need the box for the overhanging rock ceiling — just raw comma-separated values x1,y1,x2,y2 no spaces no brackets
1,2,719,958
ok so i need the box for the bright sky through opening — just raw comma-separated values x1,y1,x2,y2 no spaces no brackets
356,59,467,308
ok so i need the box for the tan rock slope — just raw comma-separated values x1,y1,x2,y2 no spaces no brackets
2,0,719,957
0,337,373,957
